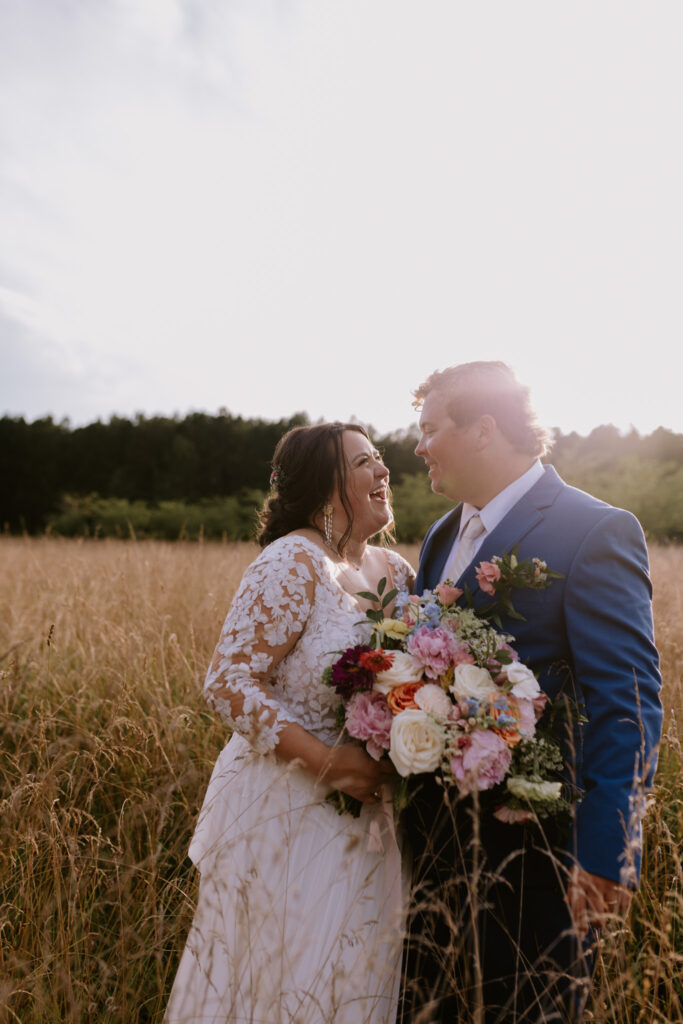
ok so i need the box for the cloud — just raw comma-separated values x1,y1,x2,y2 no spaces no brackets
0,297,149,424
0,1,681,435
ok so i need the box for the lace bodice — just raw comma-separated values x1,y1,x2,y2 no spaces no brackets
204,534,414,753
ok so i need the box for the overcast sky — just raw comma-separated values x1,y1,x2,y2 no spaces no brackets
1,0,681,439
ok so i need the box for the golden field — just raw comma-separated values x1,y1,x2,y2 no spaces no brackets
0,537,681,1023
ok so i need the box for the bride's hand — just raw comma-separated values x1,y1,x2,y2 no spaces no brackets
271,723,394,802
321,744,395,803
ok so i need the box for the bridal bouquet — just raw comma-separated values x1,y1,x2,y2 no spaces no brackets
324,564,572,824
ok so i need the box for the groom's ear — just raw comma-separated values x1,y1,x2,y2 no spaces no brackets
472,413,497,450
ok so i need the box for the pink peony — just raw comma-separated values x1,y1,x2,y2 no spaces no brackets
475,560,502,596
449,729,512,795
407,625,465,680
344,690,393,760
435,583,463,606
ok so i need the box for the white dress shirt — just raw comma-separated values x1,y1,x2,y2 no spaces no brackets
440,459,545,583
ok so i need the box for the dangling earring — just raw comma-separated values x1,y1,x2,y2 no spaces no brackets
322,504,334,547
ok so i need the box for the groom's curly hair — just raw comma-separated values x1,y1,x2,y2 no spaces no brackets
413,361,553,457
257,422,394,551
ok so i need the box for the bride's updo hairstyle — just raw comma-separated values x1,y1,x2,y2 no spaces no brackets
257,422,390,552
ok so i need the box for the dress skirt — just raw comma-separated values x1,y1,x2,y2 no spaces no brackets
164,735,405,1024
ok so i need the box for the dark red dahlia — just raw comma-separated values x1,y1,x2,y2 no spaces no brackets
330,645,376,699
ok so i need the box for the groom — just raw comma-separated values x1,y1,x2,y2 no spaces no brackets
401,361,662,1023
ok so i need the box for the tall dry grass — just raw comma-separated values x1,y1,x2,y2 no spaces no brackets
0,538,680,1023
587,542,683,1023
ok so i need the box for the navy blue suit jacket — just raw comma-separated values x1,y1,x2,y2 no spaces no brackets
415,465,662,883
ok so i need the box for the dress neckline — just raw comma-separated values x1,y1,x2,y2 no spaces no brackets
277,532,394,619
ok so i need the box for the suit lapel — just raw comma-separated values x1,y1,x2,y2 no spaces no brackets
418,505,463,591
446,466,565,596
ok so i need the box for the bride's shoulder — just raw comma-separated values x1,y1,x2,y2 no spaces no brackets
253,531,329,573
234,533,328,603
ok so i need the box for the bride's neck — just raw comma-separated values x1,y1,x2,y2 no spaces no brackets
326,529,368,570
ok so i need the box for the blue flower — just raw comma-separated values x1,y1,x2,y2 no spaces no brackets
461,698,481,717
495,712,517,727
421,601,441,627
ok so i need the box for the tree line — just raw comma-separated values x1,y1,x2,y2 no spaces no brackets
1,412,681,542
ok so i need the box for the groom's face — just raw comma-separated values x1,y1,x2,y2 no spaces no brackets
415,389,480,502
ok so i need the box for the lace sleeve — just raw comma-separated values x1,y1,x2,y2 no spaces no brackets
203,540,318,754
387,549,416,596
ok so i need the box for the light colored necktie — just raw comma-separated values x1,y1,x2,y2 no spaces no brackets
443,513,486,583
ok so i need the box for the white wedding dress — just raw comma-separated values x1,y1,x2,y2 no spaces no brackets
164,534,413,1024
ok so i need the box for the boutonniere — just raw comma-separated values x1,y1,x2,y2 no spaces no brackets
457,547,563,627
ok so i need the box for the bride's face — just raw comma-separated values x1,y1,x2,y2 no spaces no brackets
332,430,392,541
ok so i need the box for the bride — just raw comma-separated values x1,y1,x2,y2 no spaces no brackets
164,422,414,1024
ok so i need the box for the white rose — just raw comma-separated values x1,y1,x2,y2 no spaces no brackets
374,651,424,694
415,683,453,720
506,777,562,802
388,709,445,777
449,664,495,702
504,662,541,700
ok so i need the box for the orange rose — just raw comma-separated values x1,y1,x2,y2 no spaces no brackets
494,725,522,748
387,682,424,714
489,692,523,748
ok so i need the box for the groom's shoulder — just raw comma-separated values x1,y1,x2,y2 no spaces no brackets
552,473,611,514
545,466,643,536
548,465,617,513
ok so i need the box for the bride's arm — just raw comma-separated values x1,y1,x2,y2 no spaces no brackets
204,542,390,802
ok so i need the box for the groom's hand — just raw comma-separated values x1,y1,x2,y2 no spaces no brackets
566,864,632,936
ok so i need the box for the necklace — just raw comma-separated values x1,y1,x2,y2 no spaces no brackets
322,533,365,571
341,551,364,571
